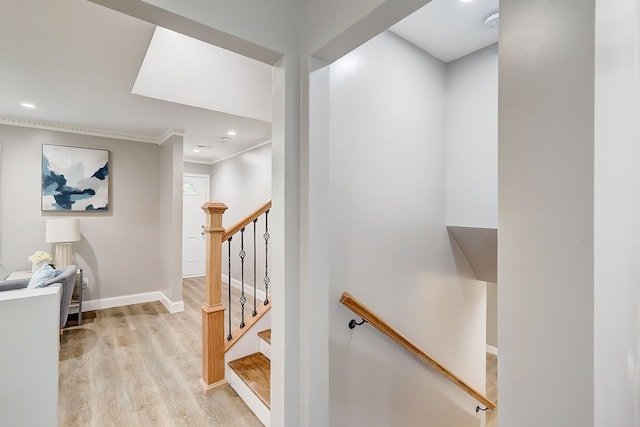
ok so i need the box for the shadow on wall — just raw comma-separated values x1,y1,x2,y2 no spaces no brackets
448,232,479,281
333,327,482,427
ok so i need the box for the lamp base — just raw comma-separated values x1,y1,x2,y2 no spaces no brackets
54,243,73,268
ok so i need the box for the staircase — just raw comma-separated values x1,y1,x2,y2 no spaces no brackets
200,199,273,425
227,328,272,426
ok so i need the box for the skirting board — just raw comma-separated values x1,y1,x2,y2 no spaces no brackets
83,291,184,314
222,274,267,301
486,345,498,356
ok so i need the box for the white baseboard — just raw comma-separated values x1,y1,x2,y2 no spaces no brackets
160,293,184,313
222,274,267,301
83,291,184,314
486,345,498,356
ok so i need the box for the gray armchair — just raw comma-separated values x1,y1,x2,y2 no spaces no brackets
0,265,78,328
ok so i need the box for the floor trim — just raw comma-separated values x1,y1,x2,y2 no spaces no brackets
486,344,498,356
199,378,228,396
83,291,184,313
160,293,185,313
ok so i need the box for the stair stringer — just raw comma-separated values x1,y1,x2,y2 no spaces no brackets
225,310,271,426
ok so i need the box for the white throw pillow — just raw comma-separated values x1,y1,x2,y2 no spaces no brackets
27,264,57,289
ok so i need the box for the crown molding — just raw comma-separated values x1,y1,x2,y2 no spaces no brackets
210,140,272,165
159,128,186,144
183,158,214,165
0,116,165,144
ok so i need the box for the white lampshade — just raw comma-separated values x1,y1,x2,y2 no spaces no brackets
45,218,80,243
45,218,80,268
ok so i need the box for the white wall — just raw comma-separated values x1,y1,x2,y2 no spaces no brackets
209,143,272,300
329,31,486,426
486,282,497,349
159,135,184,304
444,44,498,351
498,0,595,425
210,143,272,227
0,125,181,305
594,0,640,425
184,161,211,178
0,144,2,264
445,43,498,229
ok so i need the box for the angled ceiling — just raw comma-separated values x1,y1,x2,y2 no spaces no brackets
391,0,499,63
0,0,498,165
133,27,272,124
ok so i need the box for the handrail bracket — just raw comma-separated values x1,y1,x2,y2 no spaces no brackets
348,318,367,329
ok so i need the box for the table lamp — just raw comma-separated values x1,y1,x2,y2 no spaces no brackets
45,218,80,268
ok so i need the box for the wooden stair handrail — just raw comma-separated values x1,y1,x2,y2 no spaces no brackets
222,200,272,242
340,291,496,410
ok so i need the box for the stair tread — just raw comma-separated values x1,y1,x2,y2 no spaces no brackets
228,352,270,408
257,329,271,344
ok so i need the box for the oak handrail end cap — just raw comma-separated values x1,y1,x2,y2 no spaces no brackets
340,291,354,304
202,201,229,213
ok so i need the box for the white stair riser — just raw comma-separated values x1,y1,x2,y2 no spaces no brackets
260,337,271,360
226,366,270,427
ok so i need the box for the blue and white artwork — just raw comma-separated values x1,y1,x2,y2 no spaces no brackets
42,145,109,211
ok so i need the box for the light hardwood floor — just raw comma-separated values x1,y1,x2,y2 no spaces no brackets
59,277,263,427
486,352,498,427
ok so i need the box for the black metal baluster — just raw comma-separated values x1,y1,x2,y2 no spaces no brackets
263,210,270,305
239,228,246,329
252,218,258,317
227,237,232,341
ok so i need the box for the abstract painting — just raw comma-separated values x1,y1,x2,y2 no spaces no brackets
42,145,109,211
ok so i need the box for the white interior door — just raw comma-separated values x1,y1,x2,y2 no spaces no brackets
182,173,209,277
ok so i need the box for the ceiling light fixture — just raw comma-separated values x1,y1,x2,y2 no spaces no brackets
20,102,37,109
484,12,500,28
193,148,201,153
221,137,231,145
227,130,236,136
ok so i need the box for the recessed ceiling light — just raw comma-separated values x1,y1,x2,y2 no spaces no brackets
227,130,236,136
193,148,200,153
20,102,36,109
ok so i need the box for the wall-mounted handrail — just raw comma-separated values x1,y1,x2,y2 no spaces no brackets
222,200,272,242
340,291,496,411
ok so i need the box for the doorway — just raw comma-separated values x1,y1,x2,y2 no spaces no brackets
182,173,209,277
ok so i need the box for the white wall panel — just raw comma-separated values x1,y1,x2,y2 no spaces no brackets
498,0,595,425
445,44,498,229
329,31,486,427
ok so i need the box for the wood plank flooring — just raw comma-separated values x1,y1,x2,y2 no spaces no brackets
59,277,263,427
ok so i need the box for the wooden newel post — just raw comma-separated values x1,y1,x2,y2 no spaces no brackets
199,201,228,395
